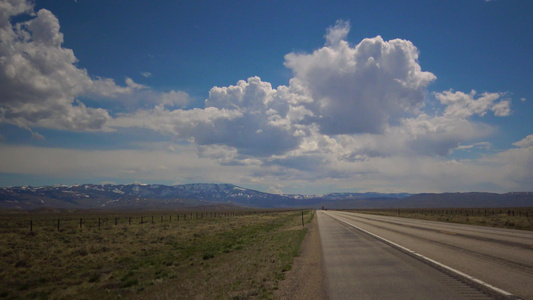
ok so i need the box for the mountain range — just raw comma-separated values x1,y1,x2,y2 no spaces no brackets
0,183,531,210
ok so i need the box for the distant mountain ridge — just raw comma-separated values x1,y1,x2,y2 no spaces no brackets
0,183,531,210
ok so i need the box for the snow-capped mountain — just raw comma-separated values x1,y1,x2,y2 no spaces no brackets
0,183,298,209
1,183,530,210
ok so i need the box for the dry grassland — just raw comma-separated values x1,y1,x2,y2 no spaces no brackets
354,208,533,231
0,210,313,299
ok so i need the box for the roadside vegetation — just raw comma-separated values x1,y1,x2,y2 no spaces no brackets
0,210,313,299
353,208,533,231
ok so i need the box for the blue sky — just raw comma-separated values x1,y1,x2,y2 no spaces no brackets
0,0,532,194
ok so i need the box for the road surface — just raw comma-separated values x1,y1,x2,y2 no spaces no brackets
318,210,533,299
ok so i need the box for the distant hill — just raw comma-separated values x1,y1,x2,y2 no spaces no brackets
0,183,531,210
314,192,533,209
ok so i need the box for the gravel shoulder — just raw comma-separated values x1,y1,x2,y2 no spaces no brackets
275,212,328,299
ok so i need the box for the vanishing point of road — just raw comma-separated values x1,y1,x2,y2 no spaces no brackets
317,210,533,299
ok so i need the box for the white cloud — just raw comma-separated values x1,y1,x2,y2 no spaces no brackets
478,140,533,190
0,144,259,186
113,77,303,156
435,90,510,118
110,22,442,158
1,132,531,192
141,72,152,78
0,0,33,28
30,131,45,140
513,135,533,148
455,142,491,151
325,19,351,47
111,106,243,137
0,3,143,132
266,184,284,195
284,30,436,135
107,20,513,164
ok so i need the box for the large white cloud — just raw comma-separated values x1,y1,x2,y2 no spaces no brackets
0,1,183,132
109,19,515,164
284,20,437,135
112,21,441,157
113,77,304,156
1,5,108,131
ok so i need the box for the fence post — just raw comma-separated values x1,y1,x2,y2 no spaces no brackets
80,218,82,229
98,217,101,228
30,220,32,232
57,219,60,231
302,211,304,227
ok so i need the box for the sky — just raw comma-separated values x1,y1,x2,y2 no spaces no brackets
0,0,532,194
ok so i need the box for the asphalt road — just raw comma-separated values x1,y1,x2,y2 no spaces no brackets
318,210,533,300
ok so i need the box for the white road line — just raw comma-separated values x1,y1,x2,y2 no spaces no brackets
324,211,521,300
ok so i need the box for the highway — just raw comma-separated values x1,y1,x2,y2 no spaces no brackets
318,210,533,299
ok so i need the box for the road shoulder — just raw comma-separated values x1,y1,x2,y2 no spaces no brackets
275,212,327,299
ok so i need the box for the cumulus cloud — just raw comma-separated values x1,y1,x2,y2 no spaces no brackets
112,21,441,157
325,19,351,46
1,5,508,162
113,77,303,156
0,0,33,28
284,24,436,135
435,90,511,118
109,20,514,165
0,1,146,132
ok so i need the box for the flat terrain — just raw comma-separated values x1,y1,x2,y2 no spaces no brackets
0,210,312,299
321,210,533,299
354,208,533,231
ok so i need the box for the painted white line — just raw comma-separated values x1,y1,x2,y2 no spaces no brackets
324,211,520,299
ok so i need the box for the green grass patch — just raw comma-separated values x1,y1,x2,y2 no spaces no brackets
0,210,312,299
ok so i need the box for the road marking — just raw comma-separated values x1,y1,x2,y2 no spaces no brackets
325,212,521,300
